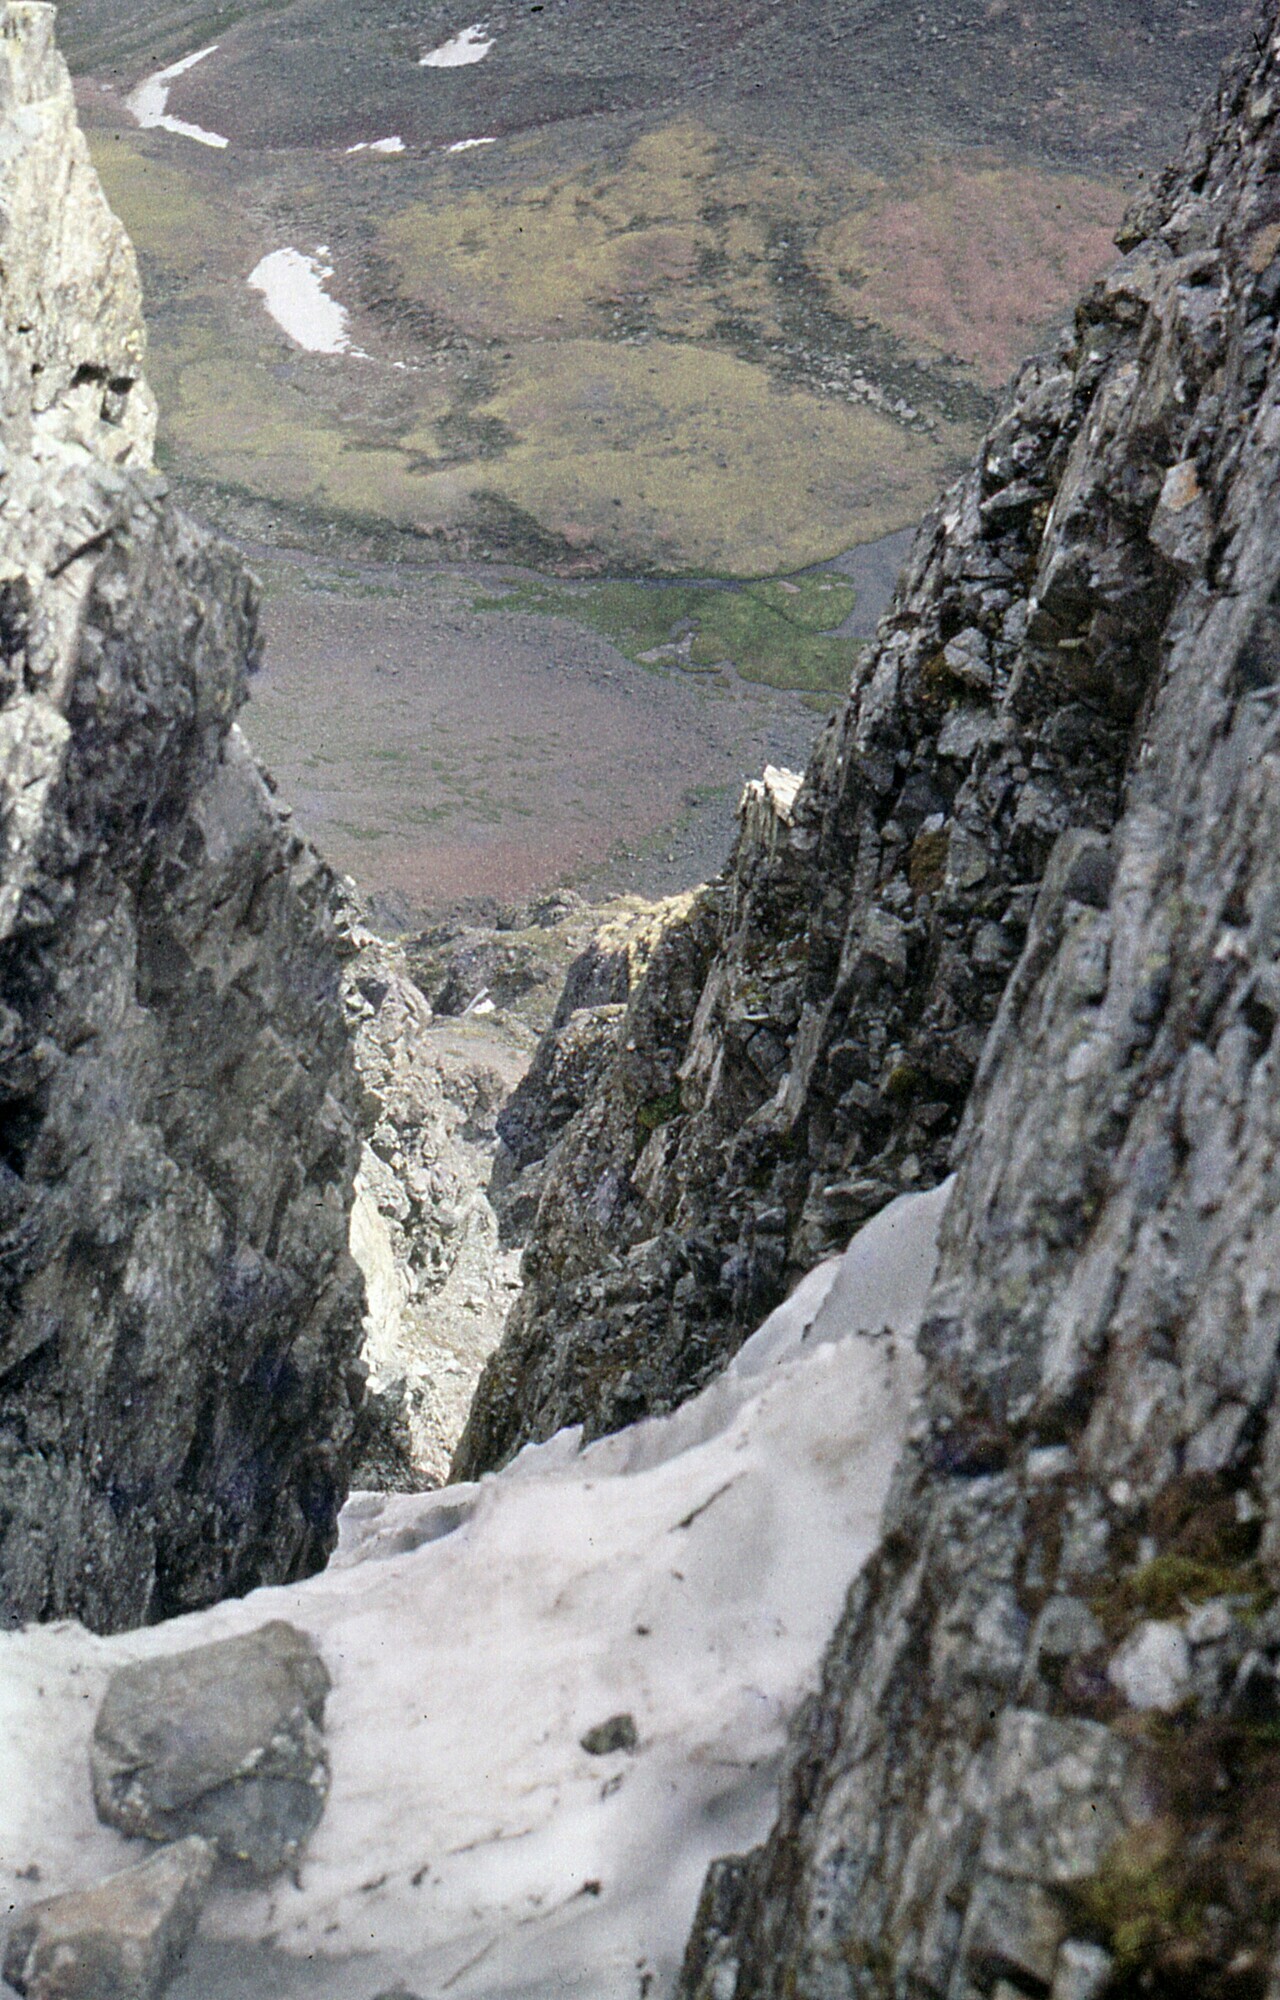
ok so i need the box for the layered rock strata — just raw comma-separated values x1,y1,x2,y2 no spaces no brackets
0,2,363,1630
673,9,1280,1996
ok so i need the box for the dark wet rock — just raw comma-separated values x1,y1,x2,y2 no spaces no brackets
496,1004,625,1171
580,1712,639,1755
91,1623,329,1876
2,1837,213,2000
348,1375,420,1494
0,6,363,1632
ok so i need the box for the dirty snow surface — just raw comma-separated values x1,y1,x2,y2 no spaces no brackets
0,1181,951,2000
248,248,352,354
420,22,494,65
125,45,228,148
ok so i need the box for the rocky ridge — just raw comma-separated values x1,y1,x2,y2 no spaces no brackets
456,313,1136,1468
0,0,363,1631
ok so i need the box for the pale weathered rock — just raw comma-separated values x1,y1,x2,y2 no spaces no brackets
91,1623,329,1875
341,913,528,1486
1031,1597,1107,1669
979,1711,1131,1884
959,1874,1068,1991
3,1837,212,2000
1051,1939,1115,2000
1107,1620,1192,1713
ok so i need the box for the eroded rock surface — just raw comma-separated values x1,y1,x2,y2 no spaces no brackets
456,304,1133,1471
341,915,529,1488
0,1,363,1629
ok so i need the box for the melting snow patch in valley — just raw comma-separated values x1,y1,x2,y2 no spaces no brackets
248,248,352,355
125,44,228,148
0,1180,953,2000
447,134,499,151
346,135,406,153
421,22,494,64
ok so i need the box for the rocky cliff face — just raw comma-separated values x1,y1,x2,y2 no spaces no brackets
678,19,1280,2000
460,2,1280,1989
0,1,364,1632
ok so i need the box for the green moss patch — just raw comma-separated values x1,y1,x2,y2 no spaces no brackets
1076,1819,1201,1974
636,1081,683,1137
1073,1723,1280,2000
1094,1555,1271,1638
1092,1475,1272,1641
472,573,858,694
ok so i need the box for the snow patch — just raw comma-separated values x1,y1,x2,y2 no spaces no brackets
447,134,499,151
248,248,351,355
125,45,229,148
421,22,494,65
346,135,406,153
0,1181,953,2000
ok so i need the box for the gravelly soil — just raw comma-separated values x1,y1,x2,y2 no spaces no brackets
247,549,822,922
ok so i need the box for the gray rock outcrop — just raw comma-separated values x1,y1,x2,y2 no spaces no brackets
91,1622,330,1876
3,1837,213,2000
341,894,694,1487
0,1,364,1630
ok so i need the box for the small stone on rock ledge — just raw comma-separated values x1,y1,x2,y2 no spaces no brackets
2,1836,212,2000
91,1621,330,1876
1107,1619,1191,1713
1051,1938,1115,2000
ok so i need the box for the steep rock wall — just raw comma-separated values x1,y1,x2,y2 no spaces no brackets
0,3,363,1631
674,10,1280,1998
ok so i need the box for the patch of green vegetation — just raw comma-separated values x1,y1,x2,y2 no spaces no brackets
1071,1716,1280,1999
1089,1475,1274,1644
1094,1554,1272,1637
471,573,858,694
748,576,856,630
1076,1821,1202,1973
637,1081,683,1137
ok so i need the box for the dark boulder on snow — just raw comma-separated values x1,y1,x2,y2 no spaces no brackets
91,1623,330,1877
